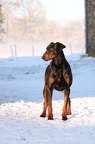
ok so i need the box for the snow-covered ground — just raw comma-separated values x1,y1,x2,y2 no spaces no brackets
0,54,95,144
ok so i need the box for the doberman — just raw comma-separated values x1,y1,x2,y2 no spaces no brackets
40,42,73,120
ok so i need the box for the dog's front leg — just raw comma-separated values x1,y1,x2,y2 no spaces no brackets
40,86,48,118
40,85,53,120
47,89,53,120
62,89,70,120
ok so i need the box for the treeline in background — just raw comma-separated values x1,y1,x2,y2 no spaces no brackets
0,0,85,57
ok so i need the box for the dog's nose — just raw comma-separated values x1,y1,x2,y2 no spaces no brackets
41,55,44,59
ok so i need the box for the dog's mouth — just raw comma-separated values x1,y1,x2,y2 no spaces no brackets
41,55,50,61
42,54,56,61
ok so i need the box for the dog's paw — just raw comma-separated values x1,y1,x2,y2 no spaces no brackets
48,117,54,120
40,114,46,118
62,116,68,121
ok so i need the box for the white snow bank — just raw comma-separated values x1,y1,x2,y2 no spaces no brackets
0,54,95,144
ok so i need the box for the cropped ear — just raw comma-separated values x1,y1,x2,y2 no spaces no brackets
55,42,66,50
50,42,54,45
47,42,55,49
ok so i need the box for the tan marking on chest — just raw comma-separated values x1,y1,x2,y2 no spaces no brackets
49,77,56,83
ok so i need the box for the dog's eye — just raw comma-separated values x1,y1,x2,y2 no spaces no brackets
48,49,53,53
46,49,54,54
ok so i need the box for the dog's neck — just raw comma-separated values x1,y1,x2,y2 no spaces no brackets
52,51,66,66
50,51,66,79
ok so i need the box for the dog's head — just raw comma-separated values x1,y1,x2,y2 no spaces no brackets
42,42,66,61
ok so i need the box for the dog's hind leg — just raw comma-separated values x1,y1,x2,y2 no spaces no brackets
67,97,71,115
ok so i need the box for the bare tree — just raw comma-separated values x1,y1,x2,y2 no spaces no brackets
3,0,46,43
0,4,5,42
1,0,21,42
0,0,84,55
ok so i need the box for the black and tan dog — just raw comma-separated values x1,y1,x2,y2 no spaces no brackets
40,42,73,120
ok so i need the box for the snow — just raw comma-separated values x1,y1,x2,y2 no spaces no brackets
0,54,95,144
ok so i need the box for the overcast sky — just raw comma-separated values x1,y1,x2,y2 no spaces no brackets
39,0,85,22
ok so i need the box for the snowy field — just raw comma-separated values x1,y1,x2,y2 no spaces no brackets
0,54,95,144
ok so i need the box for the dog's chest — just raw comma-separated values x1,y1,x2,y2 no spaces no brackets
51,65,64,79
51,65,67,90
